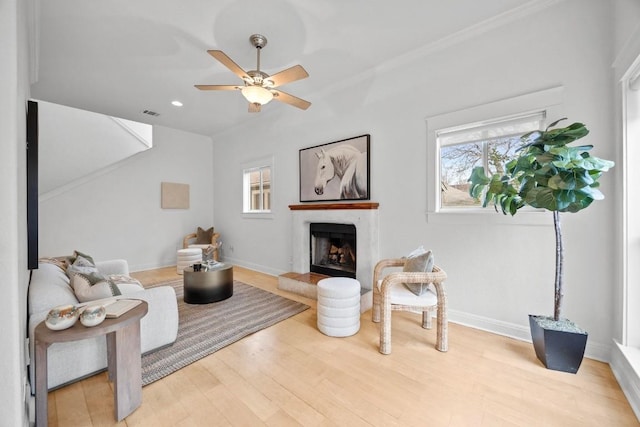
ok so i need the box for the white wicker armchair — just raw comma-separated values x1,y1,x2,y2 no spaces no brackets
372,258,448,354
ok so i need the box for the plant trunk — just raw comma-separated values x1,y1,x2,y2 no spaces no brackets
553,211,563,321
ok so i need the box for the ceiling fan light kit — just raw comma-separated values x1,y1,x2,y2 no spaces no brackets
196,34,311,112
241,85,273,105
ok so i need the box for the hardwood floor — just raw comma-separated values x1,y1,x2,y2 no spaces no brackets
46,265,638,426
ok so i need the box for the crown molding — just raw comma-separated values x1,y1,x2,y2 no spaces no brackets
312,0,564,102
374,0,564,76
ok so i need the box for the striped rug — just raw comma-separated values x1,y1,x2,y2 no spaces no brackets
141,279,309,386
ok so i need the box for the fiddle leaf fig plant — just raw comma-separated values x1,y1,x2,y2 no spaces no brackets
468,118,614,321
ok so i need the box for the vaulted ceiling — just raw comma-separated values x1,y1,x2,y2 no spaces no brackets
30,0,538,137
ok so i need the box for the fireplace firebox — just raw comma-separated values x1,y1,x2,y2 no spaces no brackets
310,223,356,278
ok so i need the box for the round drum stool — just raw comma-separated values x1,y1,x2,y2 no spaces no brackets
317,277,361,337
177,248,202,275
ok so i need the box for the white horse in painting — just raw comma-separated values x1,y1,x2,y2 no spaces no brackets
314,144,368,199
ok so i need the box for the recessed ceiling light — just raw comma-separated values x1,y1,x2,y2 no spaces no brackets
171,100,183,107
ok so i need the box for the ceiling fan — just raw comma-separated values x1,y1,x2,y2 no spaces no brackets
195,34,311,113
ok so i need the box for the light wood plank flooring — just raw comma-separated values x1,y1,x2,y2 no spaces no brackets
46,265,638,426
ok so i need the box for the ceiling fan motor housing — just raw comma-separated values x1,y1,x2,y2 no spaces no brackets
249,34,267,49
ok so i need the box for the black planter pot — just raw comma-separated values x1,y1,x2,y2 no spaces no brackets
528,314,588,374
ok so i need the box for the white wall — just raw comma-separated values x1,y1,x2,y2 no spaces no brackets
212,0,618,360
39,125,214,272
1,0,31,425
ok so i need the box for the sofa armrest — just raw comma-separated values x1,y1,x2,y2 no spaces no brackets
95,259,129,276
123,286,179,353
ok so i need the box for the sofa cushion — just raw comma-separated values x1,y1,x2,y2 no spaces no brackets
29,262,79,316
71,274,144,303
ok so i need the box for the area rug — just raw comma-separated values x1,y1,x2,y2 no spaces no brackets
141,279,309,386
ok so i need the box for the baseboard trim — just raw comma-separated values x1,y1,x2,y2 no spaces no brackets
130,260,175,273
448,309,611,362
222,257,285,278
129,261,613,363
611,342,640,421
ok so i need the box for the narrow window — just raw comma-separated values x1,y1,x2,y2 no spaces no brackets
243,165,271,213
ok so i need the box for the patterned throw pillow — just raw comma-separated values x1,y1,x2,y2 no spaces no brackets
402,247,435,296
71,274,144,303
66,254,107,284
72,250,95,264
195,226,214,244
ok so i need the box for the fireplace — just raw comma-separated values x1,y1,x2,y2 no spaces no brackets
282,203,379,312
310,223,356,278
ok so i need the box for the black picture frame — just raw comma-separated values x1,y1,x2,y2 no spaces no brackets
299,134,370,202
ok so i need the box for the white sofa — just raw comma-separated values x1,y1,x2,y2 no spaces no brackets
28,259,179,390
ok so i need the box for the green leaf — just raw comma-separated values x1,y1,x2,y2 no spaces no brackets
573,169,595,188
534,188,557,210
546,118,568,130
548,172,576,190
581,156,615,171
578,186,605,200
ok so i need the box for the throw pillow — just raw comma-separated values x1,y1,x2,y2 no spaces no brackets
402,247,434,296
73,250,95,265
196,227,214,244
71,274,144,303
66,254,106,284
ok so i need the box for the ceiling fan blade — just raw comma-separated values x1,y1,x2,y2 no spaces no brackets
272,90,311,110
248,103,261,113
194,84,241,91
266,65,309,87
207,50,252,83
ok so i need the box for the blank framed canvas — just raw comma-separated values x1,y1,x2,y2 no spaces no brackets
161,182,190,209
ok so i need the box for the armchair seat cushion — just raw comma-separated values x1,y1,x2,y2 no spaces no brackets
377,279,437,307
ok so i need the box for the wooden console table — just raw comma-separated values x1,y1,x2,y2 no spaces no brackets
34,301,148,426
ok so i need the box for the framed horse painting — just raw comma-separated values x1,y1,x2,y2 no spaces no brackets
299,134,370,202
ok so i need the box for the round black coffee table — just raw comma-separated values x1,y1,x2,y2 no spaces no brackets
183,264,233,304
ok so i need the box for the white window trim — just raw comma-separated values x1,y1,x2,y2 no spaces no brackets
425,86,565,225
242,156,274,219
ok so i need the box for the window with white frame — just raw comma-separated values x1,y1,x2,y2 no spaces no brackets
438,112,546,208
242,160,272,214
425,86,564,223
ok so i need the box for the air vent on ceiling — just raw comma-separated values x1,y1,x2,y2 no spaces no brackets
142,109,160,117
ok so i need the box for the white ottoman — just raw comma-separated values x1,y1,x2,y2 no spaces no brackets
317,277,361,337
177,248,202,275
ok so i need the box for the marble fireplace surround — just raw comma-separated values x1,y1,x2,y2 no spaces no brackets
289,202,379,293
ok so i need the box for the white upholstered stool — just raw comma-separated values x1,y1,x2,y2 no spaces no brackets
317,277,361,337
176,248,202,275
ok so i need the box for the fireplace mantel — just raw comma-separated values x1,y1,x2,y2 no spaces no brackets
288,202,379,211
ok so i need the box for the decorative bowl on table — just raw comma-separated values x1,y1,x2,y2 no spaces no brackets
45,304,80,330
80,304,106,327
